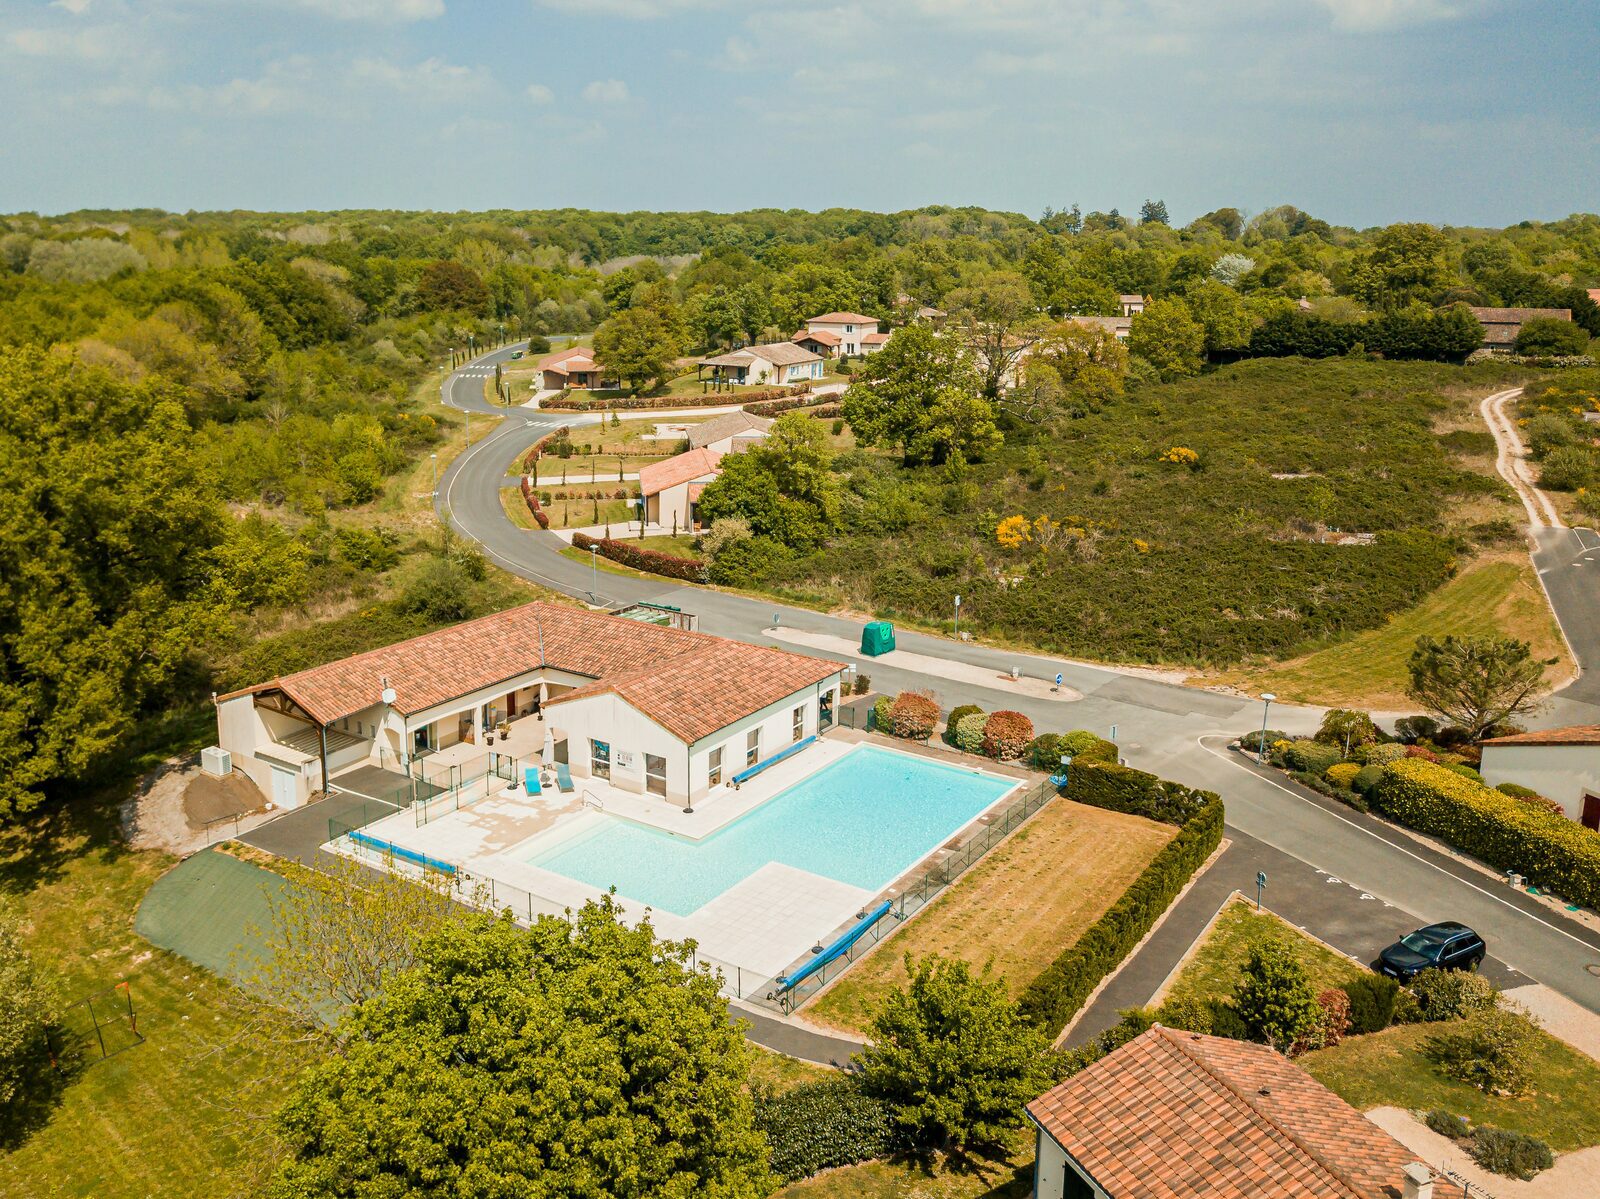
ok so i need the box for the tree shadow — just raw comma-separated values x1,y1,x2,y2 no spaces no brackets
886,1142,1034,1198
0,1027,84,1153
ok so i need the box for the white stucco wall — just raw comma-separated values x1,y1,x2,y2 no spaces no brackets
1480,743,1600,822
1031,1127,1110,1199
807,318,879,355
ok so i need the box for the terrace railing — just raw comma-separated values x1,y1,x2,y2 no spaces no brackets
765,776,1057,1014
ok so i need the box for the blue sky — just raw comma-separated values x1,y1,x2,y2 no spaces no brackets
1,0,1595,226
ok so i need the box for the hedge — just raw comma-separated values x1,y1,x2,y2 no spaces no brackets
569,531,707,583
1018,763,1223,1033
1280,740,1343,774
521,424,571,471
518,477,550,529
1372,758,1600,907
753,1078,896,1183
543,383,809,413
943,704,984,746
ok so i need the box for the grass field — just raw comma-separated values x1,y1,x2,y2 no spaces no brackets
0,813,305,1199
1302,1020,1600,1152
1205,553,1570,708
804,799,1174,1035
1160,897,1367,1006
776,1129,1033,1199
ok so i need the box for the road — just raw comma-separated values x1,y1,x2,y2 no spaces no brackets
434,350,1600,1030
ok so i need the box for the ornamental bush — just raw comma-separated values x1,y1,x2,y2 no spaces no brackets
519,477,551,529
570,532,706,582
1356,742,1408,766
1426,1006,1536,1096
1235,942,1321,1053
1425,1109,1470,1140
870,696,893,732
953,712,987,755
888,691,940,740
753,1078,896,1183
982,711,1034,760
1324,763,1361,789
1281,740,1343,774
1341,973,1400,1034
1291,988,1351,1055
1315,709,1378,748
1373,758,1600,907
1409,968,1497,1022
1469,1126,1554,1180
1350,764,1386,797
1029,731,1117,771
944,704,984,746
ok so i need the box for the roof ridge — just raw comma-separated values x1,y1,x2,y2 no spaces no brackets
1157,1029,1375,1199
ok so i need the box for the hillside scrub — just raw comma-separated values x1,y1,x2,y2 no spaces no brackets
763,358,1511,666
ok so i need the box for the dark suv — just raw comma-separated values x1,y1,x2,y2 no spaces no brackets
1377,922,1485,982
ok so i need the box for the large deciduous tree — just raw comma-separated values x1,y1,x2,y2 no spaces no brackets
414,260,491,314
591,305,684,392
1127,298,1206,379
1029,320,1129,415
1349,223,1451,309
856,955,1049,1153
944,272,1049,397
1406,635,1549,741
841,324,985,463
268,900,771,1199
0,349,231,819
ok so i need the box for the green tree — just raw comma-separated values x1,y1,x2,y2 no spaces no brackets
840,324,979,463
1127,298,1206,379
591,306,684,392
697,414,839,549
269,900,771,1199
856,955,1049,1152
912,385,1002,465
1514,317,1588,356
1314,709,1379,751
944,272,1049,397
0,907,54,1117
1233,942,1320,1052
1182,278,1258,353
1138,199,1170,226
1406,634,1549,741
415,260,491,313
0,349,231,819
1030,321,1129,414
1350,223,1451,309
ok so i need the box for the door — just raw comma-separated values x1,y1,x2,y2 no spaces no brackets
270,766,297,809
645,753,667,797
414,724,432,754
1583,793,1600,831
591,739,611,780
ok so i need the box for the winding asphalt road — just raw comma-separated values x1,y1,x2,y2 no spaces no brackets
435,351,1600,1037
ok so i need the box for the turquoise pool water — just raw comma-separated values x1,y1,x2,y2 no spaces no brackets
527,745,1017,916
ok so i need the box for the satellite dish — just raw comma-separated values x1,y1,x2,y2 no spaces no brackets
381,687,397,705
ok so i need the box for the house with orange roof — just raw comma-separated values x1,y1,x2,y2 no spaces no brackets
539,344,612,390
1028,1025,1437,1199
214,601,846,809
803,311,885,356
638,445,724,530
698,341,825,387
1480,724,1600,828
792,328,841,358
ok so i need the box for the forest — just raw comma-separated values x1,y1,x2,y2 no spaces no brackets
2,202,1599,816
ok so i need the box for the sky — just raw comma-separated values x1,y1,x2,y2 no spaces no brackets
1,0,1596,227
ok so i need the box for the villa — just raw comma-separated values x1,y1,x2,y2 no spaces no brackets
1118,293,1148,316
791,328,841,358
638,445,724,530
1066,314,1134,342
687,410,772,453
214,601,846,810
1480,724,1600,828
538,345,611,390
802,311,885,356
697,341,825,387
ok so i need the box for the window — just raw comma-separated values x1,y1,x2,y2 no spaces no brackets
591,738,611,780
845,323,855,333
708,746,723,787
819,689,835,729
746,728,761,767
792,704,806,742
645,753,667,797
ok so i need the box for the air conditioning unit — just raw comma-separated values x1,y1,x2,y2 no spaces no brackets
201,746,232,777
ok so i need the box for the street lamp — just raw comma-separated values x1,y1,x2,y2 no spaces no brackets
590,545,598,596
429,452,438,497
953,593,961,640
1257,693,1277,761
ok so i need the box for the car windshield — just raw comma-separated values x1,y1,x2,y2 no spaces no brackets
1400,932,1440,954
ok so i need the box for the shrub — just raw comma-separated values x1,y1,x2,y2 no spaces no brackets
853,673,871,696
1281,740,1343,774
1206,1000,1250,1041
0,910,55,1111
1373,758,1600,907
753,1078,895,1183
1350,765,1386,797
1315,709,1378,749
1153,995,1213,1035
1356,742,1408,766
888,691,939,740
870,696,893,732
1424,1109,1470,1140
1239,728,1290,752
1392,715,1439,744
1444,763,1484,784
1540,444,1598,491
1409,968,1497,1022
570,531,706,582
706,534,794,585
1292,988,1351,1054
1324,763,1361,789
1019,787,1223,1033
1235,942,1321,1053
982,710,1034,760
1341,974,1400,1034
953,712,988,755
1468,1126,1554,1180
944,704,983,746
1030,731,1116,771
1426,1006,1537,1096
519,477,551,529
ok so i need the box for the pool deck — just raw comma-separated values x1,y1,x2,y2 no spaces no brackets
330,728,1037,990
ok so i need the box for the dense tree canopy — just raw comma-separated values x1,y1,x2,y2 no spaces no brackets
840,325,989,463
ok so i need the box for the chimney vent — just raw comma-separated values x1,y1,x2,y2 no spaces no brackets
1401,1162,1433,1199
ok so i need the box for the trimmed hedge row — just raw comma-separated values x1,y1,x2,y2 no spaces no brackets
1018,764,1224,1033
741,385,821,417
570,531,707,583
520,424,571,471
519,476,550,529
1373,758,1600,907
544,383,809,413
754,1078,896,1183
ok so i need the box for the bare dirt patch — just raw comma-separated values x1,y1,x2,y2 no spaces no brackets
123,759,267,857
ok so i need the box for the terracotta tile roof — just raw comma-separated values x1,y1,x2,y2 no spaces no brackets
545,638,844,743
687,411,772,449
217,601,845,735
861,331,891,344
1119,293,1147,303
1482,724,1600,747
638,447,724,496
539,345,600,372
793,329,841,347
807,312,877,325
1469,306,1572,346
700,350,758,369
1067,315,1134,335
1588,288,1600,305
1027,1027,1422,1199
745,341,821,366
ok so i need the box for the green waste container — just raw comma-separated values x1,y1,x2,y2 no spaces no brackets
860,621,896,656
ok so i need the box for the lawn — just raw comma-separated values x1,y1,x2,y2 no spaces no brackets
1302,1020,1600,1152
1160,896,1367,1006
804,799,1174,1035
0,812,308,1199
747,1046,836,1093
776,1129,1033,1199
1207,553,1571,708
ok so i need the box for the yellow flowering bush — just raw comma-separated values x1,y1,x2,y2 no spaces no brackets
995,515,1030,548
1159,446,1199,466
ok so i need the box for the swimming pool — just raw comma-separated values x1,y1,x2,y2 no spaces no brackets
527,745,1017,916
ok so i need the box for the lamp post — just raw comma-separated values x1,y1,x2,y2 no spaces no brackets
1257,693,1276,762
429,452,438,497
590,545,598,596
953,593,961,640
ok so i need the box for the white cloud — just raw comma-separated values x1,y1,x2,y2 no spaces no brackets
351,56,492,99
6,24,120,59
286,0,446,20
526,82,555,103
582,79,630,103
1311,0,1483,31
535,0,740,16
51,0,95,14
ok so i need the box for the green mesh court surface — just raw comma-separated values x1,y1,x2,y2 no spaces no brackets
134,847,290,982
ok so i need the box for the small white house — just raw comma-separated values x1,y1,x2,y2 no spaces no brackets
1118,294,1148,317
804,311,882,356
638,446,723,530
687,411,772,455
1480,725,1600,828
699,342,825,386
